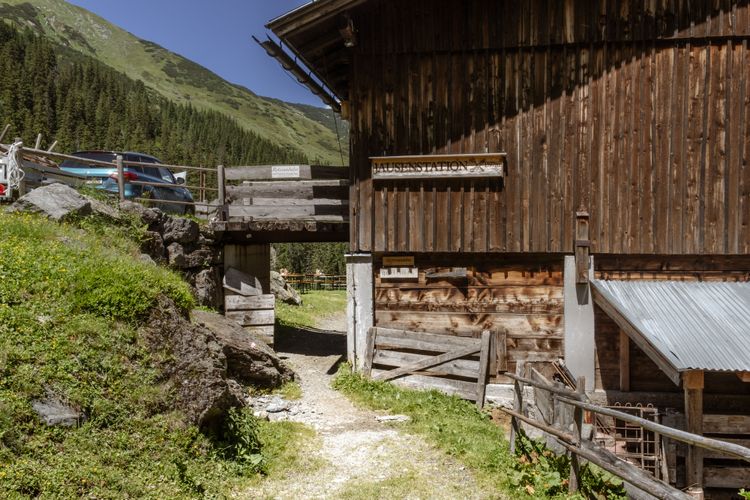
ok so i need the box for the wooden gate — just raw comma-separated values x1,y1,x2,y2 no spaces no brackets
363,327,492,408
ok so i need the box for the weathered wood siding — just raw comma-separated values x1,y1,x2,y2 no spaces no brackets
349,0,750,255
374,254,563,381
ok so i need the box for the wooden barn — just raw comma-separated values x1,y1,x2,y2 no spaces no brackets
262,0,750,495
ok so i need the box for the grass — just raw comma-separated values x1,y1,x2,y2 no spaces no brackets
0,211,310,497
276,290,347,330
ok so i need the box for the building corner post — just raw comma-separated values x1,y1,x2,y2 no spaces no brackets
564,255,595,392
346,253,374,372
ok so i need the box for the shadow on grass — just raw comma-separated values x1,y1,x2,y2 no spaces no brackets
274,322,347,374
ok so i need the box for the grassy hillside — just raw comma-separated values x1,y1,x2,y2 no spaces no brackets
0,210,311,497
0,0,348,165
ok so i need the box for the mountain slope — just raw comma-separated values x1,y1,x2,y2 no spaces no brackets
0,0,347,164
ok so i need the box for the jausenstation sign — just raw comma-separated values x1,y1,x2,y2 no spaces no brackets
370,153,506,180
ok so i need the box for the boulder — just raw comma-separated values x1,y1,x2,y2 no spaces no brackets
162,217,199,245
192,267,223,310
8,183,91,221
31,392,85,427
141,231,166,262
88,197,123,221
167,242,219,269
271,271,302,306
140,296,245,432
119,201,166,231
223,267,263,296
192,309,295,388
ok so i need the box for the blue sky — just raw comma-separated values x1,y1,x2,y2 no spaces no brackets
67,0,319,106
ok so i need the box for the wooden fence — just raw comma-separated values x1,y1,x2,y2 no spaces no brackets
500,367,750,499
363,327,492,408
283,274,346,292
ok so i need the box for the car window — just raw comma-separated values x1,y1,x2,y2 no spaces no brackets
60,152,116,169
141,166,161,179
158,167,175,183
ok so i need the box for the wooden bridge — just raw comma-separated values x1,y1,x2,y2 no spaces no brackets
210,164,349,244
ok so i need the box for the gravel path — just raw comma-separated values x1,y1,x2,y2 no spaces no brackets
240,329,495,500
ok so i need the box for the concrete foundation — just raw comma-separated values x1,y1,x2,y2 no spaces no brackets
564,255,596,392
346,253,374,371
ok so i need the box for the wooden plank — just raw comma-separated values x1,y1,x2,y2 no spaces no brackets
225,294,275,311
243,325,274,343
243,198,349,207
374,327,482,351
703,414,750,434
373,349,479,379
703,466,750,489
226,310,275,327
362,326,376,377
373,343,481,382
228,205,348,218
683,370,704,494
225,165,348,181
475,330,491,408
496,329,508,373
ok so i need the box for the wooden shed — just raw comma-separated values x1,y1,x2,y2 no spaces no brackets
263,1,750,495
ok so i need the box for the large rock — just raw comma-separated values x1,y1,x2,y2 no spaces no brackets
8,183,91,221
271,271,302,306
167,242,220,269
140,296,245,432
141,231,166,262
120,201,166,231
162,217,199,245
31,391,85,427
191,267,223,310
192,309,295,388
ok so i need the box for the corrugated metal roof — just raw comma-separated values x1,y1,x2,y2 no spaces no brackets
591,280,750,373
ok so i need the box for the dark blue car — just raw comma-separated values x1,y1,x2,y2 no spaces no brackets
59,151,194,215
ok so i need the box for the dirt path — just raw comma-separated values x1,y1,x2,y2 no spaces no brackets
240,329,495,500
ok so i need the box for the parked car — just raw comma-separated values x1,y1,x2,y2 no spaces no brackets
59,151,194,215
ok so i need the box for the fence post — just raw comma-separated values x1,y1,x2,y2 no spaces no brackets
510,362,526,454
116,155,125,202
569,376,586,493
217,164,226,220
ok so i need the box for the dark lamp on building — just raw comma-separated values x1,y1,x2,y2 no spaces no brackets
340,17,357,48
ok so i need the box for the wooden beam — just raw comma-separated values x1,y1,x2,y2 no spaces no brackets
619,330,630,392
225,164,347,181
475,330,492,408
590,285,681,385
683,370,704,499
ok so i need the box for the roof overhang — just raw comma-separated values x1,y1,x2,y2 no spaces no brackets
591,280,750,386
262,0,370,106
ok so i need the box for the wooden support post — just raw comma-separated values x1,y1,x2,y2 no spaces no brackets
115,155,125,202
569,376,586,493
46,140,58,153
619,331,630,392
475,330,492,409
217,164,227,220
510,361,526,454
575,209,591,284
683,370,704,499
34,133,42,150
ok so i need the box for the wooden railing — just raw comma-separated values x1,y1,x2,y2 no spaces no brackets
499,367,750,499
283,273,346,292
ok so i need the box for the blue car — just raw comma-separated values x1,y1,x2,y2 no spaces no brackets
59,151,195,215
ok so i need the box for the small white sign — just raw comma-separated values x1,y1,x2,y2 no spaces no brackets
380,267,419,280
271,165,301,179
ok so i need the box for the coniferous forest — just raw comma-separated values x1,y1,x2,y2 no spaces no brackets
0,22,346,274
0,22,307,166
